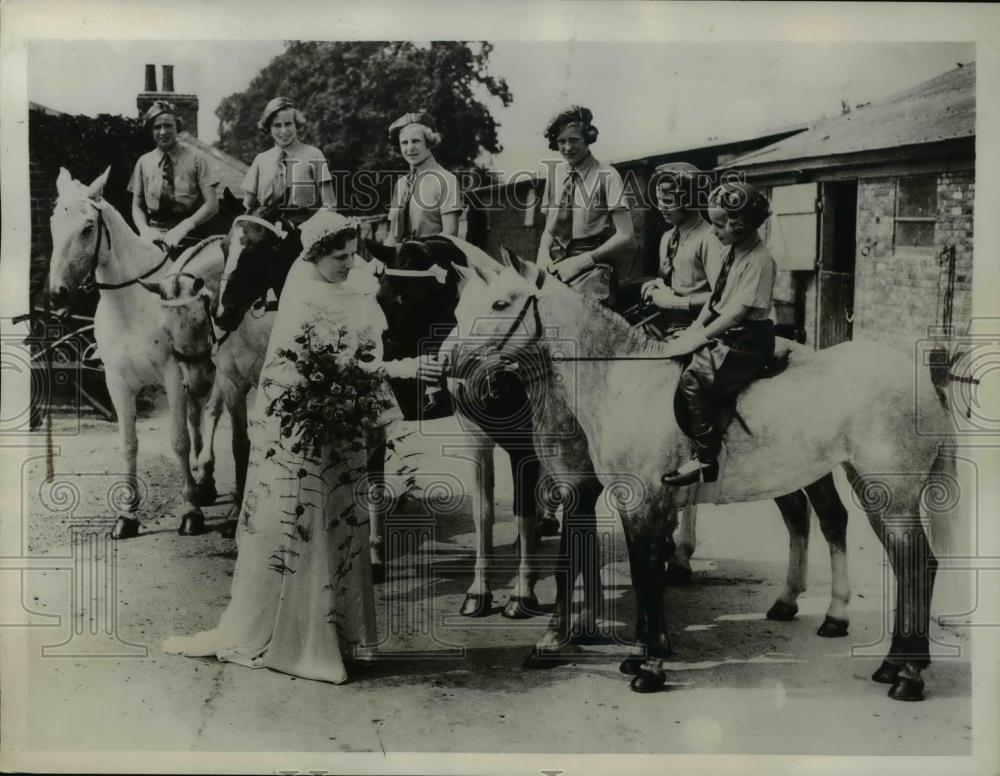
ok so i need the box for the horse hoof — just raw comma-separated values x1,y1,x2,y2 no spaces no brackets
619,655,645,675
537,516,560,538
871,660,902,685
110,517,140,541
889,675,925,702
629,665,667,693
371,562,386,585
178,514,205,536
766,600,799,621
522,647,563,670
664,564,692,587
192,481,218,506
817,615,849,638
502,594,540,619
459,593,493,618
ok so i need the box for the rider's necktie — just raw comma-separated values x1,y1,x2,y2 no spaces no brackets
158,153,175,214
706,245,737,317
395,168,418,242
551,169,578,259
270,149,288,208
662,228,681,287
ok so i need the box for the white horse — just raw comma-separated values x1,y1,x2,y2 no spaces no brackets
48,168,226,537
451,248,958,702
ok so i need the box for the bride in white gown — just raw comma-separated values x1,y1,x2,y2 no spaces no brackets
163,210,441,684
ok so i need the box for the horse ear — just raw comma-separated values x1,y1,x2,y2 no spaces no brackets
138,278,166,299
451,263,476,284
508,250,530,277
85,167,111,200
56,167,72,194
498,245,514,268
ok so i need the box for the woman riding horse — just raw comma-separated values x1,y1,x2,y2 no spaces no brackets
129,100,220,252
536,105,634,305
639,162,723,337
242,96,337,225
662,181,777,486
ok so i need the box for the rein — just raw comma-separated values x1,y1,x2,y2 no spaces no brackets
82,200,171,291
500,271,686,363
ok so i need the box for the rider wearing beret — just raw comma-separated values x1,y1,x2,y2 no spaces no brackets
242,96,336,225
662,180,776,486
384,111,462,247
536,105,634,305
640,162,724,338
129,100,220,251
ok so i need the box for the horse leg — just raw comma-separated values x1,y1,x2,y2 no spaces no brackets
568,476,604,641
524,473,605,667
460,442,495,617
164,365,205,536
503,448,542,619
366,433,387,584
766,489,810,622
620,514,671,693
846,464,936,701
107,377,141,540
665,500,696,586
805,473,851,638
190,385,222,506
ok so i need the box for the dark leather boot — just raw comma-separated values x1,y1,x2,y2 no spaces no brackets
663,369,720,486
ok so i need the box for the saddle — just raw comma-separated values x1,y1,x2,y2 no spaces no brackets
671,339,792,439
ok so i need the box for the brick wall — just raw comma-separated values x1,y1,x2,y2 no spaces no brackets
852,171,974,350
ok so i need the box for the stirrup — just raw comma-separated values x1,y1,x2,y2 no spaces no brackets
661,459,718,487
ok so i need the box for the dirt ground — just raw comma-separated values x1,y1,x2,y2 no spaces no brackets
8,410,972,756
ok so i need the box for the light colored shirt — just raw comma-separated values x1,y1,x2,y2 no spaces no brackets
243,141,333,209
544,154,630,241
708,235,776,321
128,143,219,222
388,158,462,240
658,218,724,297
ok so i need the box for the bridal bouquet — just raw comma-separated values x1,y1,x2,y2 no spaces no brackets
264,323,398,462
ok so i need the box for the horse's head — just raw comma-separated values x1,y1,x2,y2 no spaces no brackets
217,205,300,331
140,273,217,398
452,243,548,363
376,235,499,360
48,167,112,312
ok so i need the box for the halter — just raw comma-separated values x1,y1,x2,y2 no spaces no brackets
78,199,171,291
232,214,287,240
371,261,449,285
157,273,224,363
495,270,547,352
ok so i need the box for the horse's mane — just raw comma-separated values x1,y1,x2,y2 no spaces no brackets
544,273,675,357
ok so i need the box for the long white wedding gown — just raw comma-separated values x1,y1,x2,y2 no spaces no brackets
163,256,401,684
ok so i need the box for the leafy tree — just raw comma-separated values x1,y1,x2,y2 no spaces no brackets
215,41,513,212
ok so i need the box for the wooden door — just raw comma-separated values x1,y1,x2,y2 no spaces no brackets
816,181,858,349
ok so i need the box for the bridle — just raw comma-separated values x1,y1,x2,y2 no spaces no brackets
79,199,171,292
371,260,449,285
495,269,688,363
158,273,223,363
220,215,291,318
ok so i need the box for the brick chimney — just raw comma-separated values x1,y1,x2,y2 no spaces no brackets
136,64,199,138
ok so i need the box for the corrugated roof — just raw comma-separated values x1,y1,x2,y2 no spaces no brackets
178,131,250,197
725,62,975,169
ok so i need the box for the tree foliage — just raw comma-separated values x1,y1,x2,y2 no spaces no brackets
215,41,513,212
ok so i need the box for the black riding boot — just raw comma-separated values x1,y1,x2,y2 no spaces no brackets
662,367,720,486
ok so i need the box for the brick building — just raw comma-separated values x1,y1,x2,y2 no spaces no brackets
723,62,975,351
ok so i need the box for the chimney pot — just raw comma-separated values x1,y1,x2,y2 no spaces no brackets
144,64,157,92
162,65,175,93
